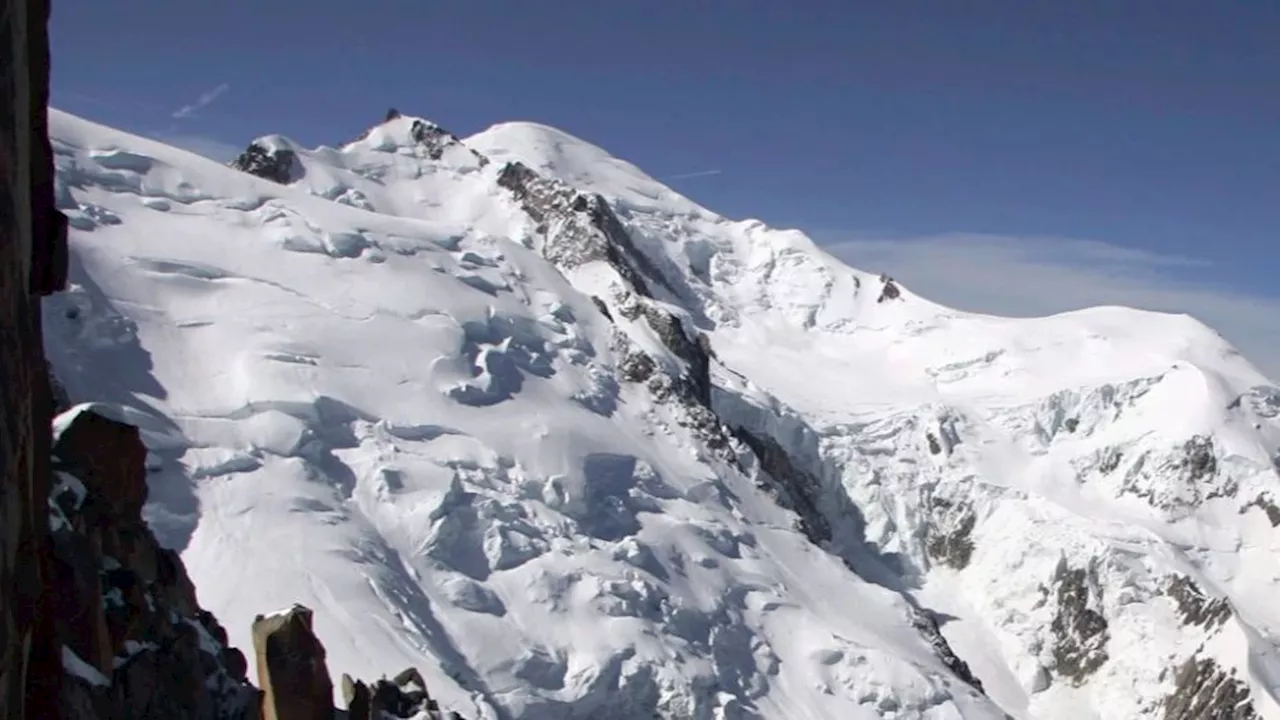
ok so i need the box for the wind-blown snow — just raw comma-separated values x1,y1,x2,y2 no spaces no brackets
44,107,1280,720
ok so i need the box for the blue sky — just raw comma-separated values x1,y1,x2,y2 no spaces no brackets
50,1,1280,377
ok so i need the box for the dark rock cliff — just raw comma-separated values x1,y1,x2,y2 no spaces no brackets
1,0,68,716
252,605,331,720
231,142,302,184
50,406,259,719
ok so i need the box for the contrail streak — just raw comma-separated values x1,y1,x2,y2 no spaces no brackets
663,168,723,180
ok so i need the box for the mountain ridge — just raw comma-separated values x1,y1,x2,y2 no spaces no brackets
44,106,1280,719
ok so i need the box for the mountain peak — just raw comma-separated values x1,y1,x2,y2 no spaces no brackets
467,120,711,219
343,111,488,169
45,105,1280,720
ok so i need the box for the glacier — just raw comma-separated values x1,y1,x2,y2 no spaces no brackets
43,107,1280,719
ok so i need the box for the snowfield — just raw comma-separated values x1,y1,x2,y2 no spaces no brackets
44,108,1280,720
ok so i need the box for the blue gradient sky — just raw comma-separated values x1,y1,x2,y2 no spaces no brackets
49,1,1280,376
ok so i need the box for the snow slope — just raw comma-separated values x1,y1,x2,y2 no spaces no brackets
466,121,1280,719
44,107,1280,720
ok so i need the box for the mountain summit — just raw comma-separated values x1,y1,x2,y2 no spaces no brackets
45,107,1280,719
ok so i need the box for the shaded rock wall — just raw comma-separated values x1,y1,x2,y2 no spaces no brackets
252,605,332,720
49,406,259,719
0,0,67,716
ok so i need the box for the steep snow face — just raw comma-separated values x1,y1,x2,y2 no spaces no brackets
467,121,1280,718
45,109,1011,720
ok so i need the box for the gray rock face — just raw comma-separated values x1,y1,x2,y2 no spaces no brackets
876,274,901,302
1048,564,1110,684
1120,434,1235,513
618,345,656,383
1244,494,1280,526
496,158,729,462
408,120,487,166
642,305,712,405
910,608,986,694
231,142,301,184
1165,575,1232,629
496,161,669,298
1163,656,1256,720
925,498,976,570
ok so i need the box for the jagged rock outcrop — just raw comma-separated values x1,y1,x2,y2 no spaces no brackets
1048,562,1110,684
1118,434,1235,514
910,608,986,694
1165,575,1232,629
1,0,69,716
731,425,833,543
876,274,901,302
495,157,734,463
1244,493,1280,526
231,142,301,184
1163,655,1257,720
925,497,977,570
252,605,332,720
496,161,670,297
340,667,464,720
408,120,487,166
610,290,715,403
49,405,258,719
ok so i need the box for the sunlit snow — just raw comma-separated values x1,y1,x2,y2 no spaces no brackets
44,108,1280,720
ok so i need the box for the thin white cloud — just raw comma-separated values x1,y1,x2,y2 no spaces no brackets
823,233,1280,382
172,83,230,119
663,168,723,180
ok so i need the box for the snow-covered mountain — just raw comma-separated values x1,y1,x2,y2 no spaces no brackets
43,107,1280,719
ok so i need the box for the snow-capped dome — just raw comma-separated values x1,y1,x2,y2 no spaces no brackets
44,105,1280,720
